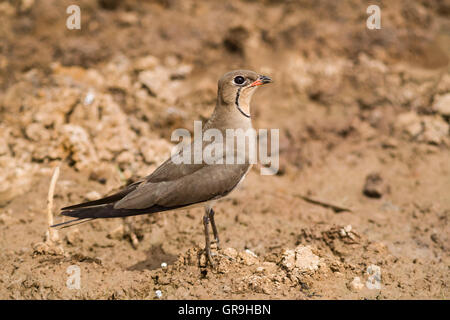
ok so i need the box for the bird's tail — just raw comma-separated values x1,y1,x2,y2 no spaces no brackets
53,181,182,228
51,217,96,229
52,182,150,228
52,203,177,229
60,203,161,220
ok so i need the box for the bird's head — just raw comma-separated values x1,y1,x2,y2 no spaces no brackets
217,70,272,118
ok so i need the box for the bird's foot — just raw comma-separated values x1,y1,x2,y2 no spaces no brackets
213,238,221,251
204,246,216,267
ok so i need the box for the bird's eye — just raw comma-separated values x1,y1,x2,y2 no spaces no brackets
233,76,245,85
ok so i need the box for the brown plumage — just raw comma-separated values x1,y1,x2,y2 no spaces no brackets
55,69,272,265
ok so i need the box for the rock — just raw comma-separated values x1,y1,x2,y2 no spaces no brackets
349,277,364,291
164,55,179,67
239,249,259,266
139,138,173,165
32,242,64,256
294,245,320,272
245,249,257,257
397,112,423,137
339,225,352,237
330,261,343,272
155,290,163,299
117,12,138,26
198,251,207,266
139,67,171,97
116,151,135,165
363,173,384,198
85,191,101,201
281,245,320,272
245,275,272,294
432,93,450,117
25,123,51,142
223,247,238,259
352,118,377,140
138,62,192,104
182,247,200,266
255,266,265,274
280,249,296,271
254,262,278,276
85,69,105,87
222,285,232,293
133,55,160,71
101,56,132,90
171,64,193,80
420,116,449,145
84,91,96,106
0,160,38,206
156,274,171,285
60,124,99,169
396,112,449,144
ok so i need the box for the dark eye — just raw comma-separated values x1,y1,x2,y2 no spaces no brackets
233,76,245,85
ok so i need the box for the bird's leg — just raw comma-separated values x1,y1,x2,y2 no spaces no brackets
208,208,220,250
202,212,215,266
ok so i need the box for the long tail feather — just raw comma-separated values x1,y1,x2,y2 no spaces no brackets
61,182,140,210
51,217,96,229
60,203,180,220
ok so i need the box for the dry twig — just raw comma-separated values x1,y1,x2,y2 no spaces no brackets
294,194,352,213
46,166,60,243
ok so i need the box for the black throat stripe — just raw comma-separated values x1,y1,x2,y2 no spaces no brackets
235,87,251,118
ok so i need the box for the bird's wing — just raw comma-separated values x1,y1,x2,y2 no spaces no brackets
61,181,141,210
114,163,249,210
144,157,205,183
143,136,219,183
61,140,209,210
59,138,248,220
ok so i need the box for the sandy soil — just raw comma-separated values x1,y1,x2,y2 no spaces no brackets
0,0,449,299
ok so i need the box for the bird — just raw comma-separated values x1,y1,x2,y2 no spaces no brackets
53,70,272,266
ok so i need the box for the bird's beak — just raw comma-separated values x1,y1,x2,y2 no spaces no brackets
249,75,272,87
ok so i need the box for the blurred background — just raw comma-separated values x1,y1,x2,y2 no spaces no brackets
0,0,449,299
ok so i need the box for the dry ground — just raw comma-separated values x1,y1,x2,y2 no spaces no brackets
0,0,449,299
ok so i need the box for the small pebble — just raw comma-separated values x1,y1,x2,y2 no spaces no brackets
245,249,257,257
349,277,364,291
85,191,101,201
84,91,95,105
